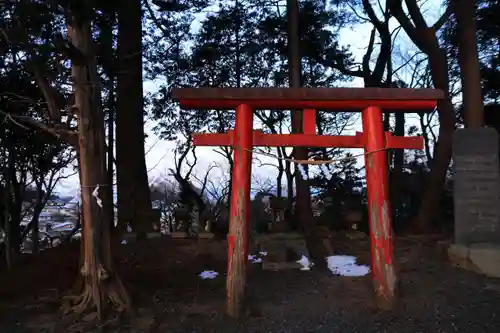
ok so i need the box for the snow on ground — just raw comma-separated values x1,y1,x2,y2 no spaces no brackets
199,270,218,279
326,255,370,277
248,251,267,264
198,251,369,279
297,255,314,271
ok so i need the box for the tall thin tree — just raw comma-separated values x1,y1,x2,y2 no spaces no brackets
116,0,153,239
286,0,325,262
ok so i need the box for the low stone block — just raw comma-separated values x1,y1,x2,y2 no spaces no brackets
448,243,500,278
258,233,310,271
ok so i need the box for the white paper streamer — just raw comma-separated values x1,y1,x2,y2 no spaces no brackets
92,185,103,208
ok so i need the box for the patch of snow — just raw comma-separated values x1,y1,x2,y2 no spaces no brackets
337,265,370,277
327,255,356,266
248,254,262,263
248,251,268,263
326,255,370,277
296,255,314,271
199,270,218,280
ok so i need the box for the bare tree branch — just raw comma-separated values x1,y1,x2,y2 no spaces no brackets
0,110,78,146
32,67,62,124
432,3,454,31
388,0,426,51
404,0,428,29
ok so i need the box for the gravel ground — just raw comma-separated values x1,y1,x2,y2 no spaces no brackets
1,237,499,332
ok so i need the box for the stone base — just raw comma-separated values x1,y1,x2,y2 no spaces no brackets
171,232,191,238
122,232,163,240
257,233,310,271
262,261,303,271
345,230,369,240
170,232,214,239
448,243,500,278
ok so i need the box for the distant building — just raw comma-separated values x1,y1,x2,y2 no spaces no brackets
21,199,79,228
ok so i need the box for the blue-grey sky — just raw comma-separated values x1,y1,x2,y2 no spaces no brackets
55,0,444,198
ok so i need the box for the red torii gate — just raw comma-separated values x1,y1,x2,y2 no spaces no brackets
171,87,442,317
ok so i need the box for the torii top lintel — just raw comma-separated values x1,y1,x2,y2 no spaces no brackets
171,87,444,112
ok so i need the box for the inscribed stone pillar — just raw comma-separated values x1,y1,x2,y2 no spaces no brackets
452,128,500,244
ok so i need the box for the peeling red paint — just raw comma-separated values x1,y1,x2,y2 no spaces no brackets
227,235,235,259
225,104,253,317
363,106,397,309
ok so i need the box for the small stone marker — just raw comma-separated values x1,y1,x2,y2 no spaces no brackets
452,128,500,244
257,233,310,271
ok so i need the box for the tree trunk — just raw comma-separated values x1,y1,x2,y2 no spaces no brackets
9,188,21,255
391,113,405,226
32,214,42,250
116,0,153,240
285,161,294,222
391,1,457,231
414,47,455,232
101,9,117,235
3,158,12,270
8,162,22,255
31,189,43,255
383,113,391,132
286,0,325,263
419,113,434,161
276,148,283,198
72,155,85,294
393,113,405,179
64,13,131,318
454,0,484,128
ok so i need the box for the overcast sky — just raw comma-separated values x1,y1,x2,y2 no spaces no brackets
55,0,444,199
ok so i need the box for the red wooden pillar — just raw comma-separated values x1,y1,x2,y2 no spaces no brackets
362,106,397,310
303,109,317,134
226,103,253,317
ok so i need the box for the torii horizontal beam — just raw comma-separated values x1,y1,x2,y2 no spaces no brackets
192,130,423,149
171,87,443,111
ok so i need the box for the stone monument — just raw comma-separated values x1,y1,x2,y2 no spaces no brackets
452,127,500,244
449,127,500,277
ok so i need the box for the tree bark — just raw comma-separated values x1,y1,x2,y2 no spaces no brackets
286,0,325,263
276,148,283,198
414,47,455,231
391,112,405,226
30,187,43,255
100,9,117,235
64,11,131,318
454,0,484,128
3,152,13,270
8,161,22,256
116,0,153,239
390,0,457,231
